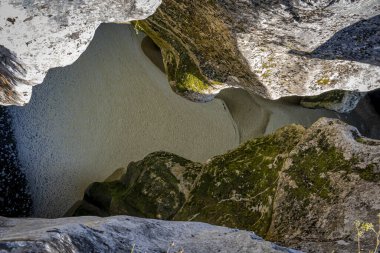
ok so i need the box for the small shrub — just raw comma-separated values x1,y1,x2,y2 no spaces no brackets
354,214,380,253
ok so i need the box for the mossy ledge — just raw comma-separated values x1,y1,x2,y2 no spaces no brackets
68,118,380,252
132,0,261,99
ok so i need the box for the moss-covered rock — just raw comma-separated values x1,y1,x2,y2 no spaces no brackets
69,119,380,252
174,125,305,235
133,0,261,99
133,0,380,109
70,152,202,220
267,119,380,252
300,90,364,113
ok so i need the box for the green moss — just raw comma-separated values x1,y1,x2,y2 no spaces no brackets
175,125,305,237
268,132,380,241
132,19,210,94
317,77,331,85
357,164,380,182
300,90,347,110
72,152,201,220
355,137,380,146
262,70,271,79
175,62,209,93
285,145,353,203
132,0,258,96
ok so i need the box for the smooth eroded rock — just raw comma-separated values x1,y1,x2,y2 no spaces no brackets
0,215,299,253
137,0,380,105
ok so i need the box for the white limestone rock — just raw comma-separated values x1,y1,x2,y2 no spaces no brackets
0,0,161,105
139,0,380,112
227,0,380,99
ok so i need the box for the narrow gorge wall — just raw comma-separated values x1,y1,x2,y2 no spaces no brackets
136,0,380,106
1,0,379,109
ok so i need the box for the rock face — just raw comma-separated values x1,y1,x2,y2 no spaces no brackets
69,118,380,252
0,0,161,105
300,90,364,113
66,152,203,219
137,0,380,102
0,107,31,216
1,0,379,109
0,216,300,253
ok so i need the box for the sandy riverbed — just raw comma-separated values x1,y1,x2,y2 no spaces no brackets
9,24,239,218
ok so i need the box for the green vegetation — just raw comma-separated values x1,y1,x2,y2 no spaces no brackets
317,77,331,85
69,121,380,247
355,214,380,253
175,125,305,236
131,0,258,96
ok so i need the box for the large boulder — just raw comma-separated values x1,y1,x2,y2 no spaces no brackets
136,0,380,105
300,90,365,113
66,152,202,219
0,0,161,105
69,118,380,252
0,215,299,253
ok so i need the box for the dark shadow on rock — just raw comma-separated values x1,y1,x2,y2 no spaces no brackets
368,88,380,115
289,15,380,66
141,36,166,73
0,106,32,217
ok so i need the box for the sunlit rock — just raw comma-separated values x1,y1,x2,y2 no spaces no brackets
138,0,380,109
70,118,380,252
0,0,161,105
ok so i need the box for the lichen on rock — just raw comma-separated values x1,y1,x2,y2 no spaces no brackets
1,0,379,110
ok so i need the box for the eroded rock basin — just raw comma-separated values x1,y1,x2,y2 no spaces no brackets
7,24,380,218
8,24,239,217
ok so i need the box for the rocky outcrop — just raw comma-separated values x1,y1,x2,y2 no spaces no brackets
66,152,203,219
137,0,380,104
1,1,379,109
0,0,161,105
0,216,300,253
69,118,380,252
300,90,364,113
